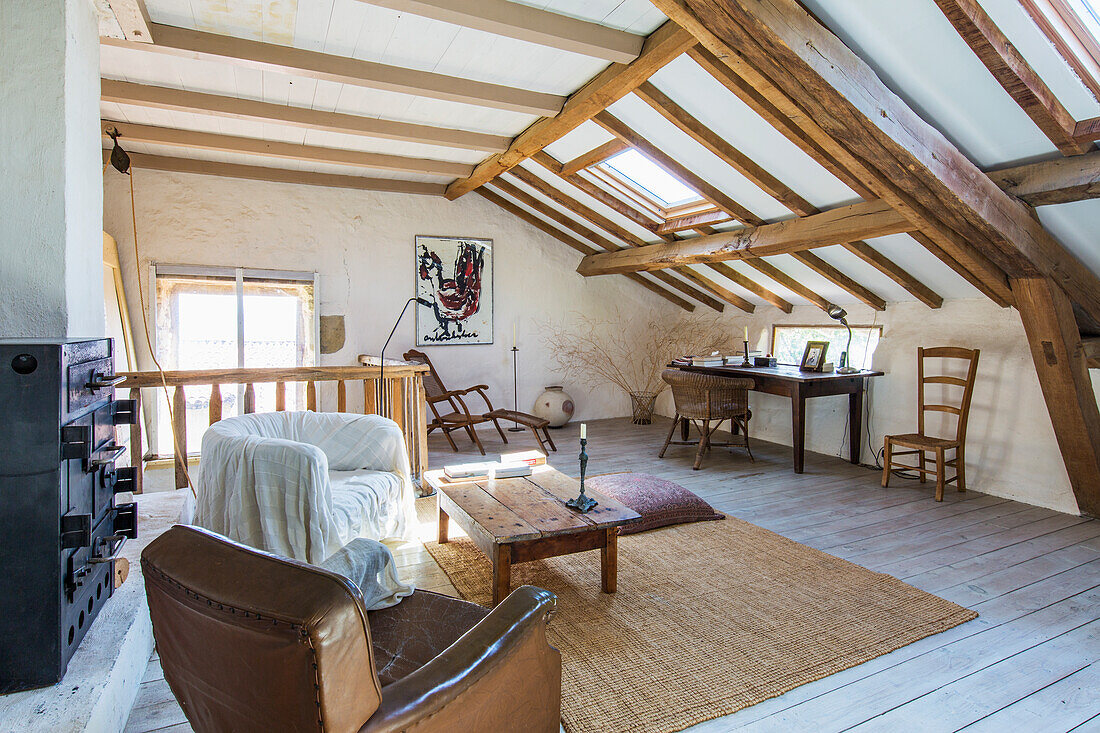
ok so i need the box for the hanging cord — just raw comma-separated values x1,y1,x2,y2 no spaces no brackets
126,169,196,496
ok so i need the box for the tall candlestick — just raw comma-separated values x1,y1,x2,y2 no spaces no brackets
565,434,597,513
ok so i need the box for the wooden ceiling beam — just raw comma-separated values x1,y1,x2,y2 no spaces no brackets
101,120,471,177
444,20,695,199
490,179,725,311
533,151,663,231
101,80,512,153
634,80,942,307
475,188,695,311
560,140,631,177
933,0,1091,156
112,150,447,195
689,44,1012,308
792,251,887,311
634,81,816,212
744,259,831,311
987,150,1100,206
594,111,756,224
656,210,733,233
354,0,645,63
576,200,910,274
97,0,153,43
659,0,1100,324
101,23,564,116
508,166,775,312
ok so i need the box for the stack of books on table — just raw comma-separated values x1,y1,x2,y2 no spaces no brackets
501,450,547,467
690,354,728,367
442,460,533,482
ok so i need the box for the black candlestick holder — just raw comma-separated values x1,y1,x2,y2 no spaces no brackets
741,339,751,366
565,438,598,513
508,346,523,431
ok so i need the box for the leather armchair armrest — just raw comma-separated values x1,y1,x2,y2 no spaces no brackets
359,585,561,733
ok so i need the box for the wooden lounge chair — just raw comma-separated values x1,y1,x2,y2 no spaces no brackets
403,349,506,455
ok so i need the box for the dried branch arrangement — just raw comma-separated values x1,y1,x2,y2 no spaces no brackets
541,311,736,397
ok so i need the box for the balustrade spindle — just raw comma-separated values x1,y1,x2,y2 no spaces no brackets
275,381,286,411
306,381,317,411
172,385,187,489
244,383,256,414
209,383,222,424
337,380,347,412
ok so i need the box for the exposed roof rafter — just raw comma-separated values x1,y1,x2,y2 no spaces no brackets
560,140,631,177
101,120,472,177
354,0,645,63
444,20,695,199
101,23,565,116
101,80,512,153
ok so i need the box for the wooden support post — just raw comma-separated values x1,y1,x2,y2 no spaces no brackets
129,387,143,495
172,385,187,490
1012,277,1100,516
208,383,222,424
275,380,286,411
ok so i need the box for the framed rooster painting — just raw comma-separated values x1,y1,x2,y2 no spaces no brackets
415,235,493,345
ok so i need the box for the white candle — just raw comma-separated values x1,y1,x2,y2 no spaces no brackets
512,321,516,347
744,326,749,341
580,422,587,439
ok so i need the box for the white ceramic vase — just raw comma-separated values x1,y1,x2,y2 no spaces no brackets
532,385,575,427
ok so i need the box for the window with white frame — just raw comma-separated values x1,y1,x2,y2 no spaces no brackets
152,265,318,454
1021,0,1100,99
771,324,882,370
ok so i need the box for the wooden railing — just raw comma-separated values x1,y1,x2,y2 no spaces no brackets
118,363,430,493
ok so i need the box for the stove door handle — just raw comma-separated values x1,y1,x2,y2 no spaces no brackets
91,445,126,467
88,534,128,564
86,372,126,390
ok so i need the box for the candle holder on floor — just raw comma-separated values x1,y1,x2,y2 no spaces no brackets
565,438,598,513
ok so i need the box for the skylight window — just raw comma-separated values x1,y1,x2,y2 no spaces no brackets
597,149,703,209
1021,0,1100,98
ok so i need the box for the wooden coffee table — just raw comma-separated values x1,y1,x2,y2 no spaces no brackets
425,466,642,605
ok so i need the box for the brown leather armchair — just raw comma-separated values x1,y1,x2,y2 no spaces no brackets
142,525,561,733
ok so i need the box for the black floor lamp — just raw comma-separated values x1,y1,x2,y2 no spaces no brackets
378,297,432,407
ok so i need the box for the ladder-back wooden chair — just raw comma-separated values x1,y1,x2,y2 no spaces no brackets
403,349,506,455
882,347,980,501
659,369,754,470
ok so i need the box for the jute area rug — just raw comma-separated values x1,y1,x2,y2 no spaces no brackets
416,497,977,733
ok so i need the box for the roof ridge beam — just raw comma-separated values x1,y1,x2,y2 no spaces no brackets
101,80,512,153
354,0,645,63
101,23,564,116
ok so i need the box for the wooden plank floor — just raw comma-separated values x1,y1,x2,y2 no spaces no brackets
125,417,1100,733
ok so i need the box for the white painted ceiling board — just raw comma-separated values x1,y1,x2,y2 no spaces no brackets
864,233,987,301
1036,200,1100,278
725,259,816,307
679,263,765,306
648,55,860,209
544,121,617,164
606,93,795,222
808,246,920,305
529,0,667,34
802,0,1060,167
758,253,855,306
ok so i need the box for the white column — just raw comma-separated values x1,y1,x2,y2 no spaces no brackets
0,0,104,338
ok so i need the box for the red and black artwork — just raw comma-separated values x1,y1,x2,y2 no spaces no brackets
415,236,493,345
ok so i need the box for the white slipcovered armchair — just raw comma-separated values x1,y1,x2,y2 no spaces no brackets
191,411,418,564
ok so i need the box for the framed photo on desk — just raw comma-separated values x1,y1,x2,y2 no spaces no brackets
800,341,829,371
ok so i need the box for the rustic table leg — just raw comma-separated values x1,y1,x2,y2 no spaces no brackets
849,389,863,465
492,544,511,606
438,507,450,544
791,384,806,474
601,529,618,594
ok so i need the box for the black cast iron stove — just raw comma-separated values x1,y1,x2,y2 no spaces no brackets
0,338,138,691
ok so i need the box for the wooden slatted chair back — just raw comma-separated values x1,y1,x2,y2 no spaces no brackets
917,346,980,443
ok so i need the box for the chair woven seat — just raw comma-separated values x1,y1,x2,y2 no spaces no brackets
885,433,959,449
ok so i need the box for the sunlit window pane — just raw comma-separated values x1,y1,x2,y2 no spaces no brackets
598,149,702,208
772,325,882,370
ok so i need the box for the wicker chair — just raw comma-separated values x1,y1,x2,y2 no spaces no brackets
659,368,754,470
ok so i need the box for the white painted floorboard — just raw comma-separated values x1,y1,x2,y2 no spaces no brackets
125,417,1100,733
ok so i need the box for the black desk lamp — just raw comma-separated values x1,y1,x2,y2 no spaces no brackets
827,304,860,374
378,297,432,402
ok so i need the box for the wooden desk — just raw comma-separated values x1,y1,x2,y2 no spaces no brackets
674,364,884,473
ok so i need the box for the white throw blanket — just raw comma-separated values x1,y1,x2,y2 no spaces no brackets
193,411,417,564
319,538,414,610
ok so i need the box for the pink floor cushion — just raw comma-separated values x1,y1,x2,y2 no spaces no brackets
586,473,724,535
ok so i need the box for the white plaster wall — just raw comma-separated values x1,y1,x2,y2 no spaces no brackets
102,169,681,425
657,300,1096,515
0,0,103,338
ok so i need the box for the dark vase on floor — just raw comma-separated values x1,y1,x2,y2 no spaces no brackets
630,391,658,425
